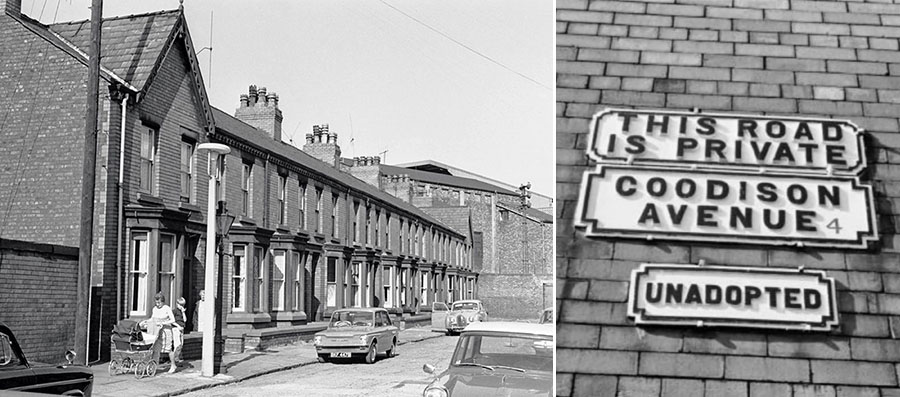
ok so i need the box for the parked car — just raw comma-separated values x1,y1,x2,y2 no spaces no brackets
430,300,487,335
422,322,553,397
313,308,400,364
539,307,553,324
0,323,93,396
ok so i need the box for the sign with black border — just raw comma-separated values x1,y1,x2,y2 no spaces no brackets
588,108,866,176
628,264,839,331
575,164,878,249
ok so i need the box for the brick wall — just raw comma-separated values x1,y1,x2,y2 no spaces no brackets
558,0,900,395
0,239,78,363
0,12,95,247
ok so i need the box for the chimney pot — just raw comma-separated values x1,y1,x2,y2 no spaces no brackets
249,85,258,104
305,133,313,144
374,156,381,165
266,92,276,107
239,94,249,107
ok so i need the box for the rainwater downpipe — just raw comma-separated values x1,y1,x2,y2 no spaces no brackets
116,93,128,322
264,154,270,229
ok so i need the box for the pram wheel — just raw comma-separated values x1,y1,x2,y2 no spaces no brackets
122,357,134,370
134,362,146,379
108,360,119,376
145,360,158,377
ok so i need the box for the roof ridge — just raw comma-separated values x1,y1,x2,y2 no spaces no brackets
49,8,180,26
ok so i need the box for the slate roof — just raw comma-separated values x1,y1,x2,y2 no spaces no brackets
420,207,473,238
48,10,180,93
211,107,465,239
380,164,518,196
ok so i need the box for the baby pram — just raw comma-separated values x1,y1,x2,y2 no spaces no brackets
108,319,164,379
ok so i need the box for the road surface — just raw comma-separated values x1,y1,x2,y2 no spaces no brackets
183,332,457,397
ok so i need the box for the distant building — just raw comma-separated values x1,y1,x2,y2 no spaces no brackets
347,157,554,319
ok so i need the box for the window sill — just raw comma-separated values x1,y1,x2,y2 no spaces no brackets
178,201,202,212
238,215,257,226
137,193,163,206
226,312,271,324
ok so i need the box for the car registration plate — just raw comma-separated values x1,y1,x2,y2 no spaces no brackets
330,352,351,358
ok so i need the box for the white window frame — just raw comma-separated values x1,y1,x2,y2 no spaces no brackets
130,232,150,316
278,176,287,225
374,209,381,247
315,188,323,233
331,194,339,238
158,233,176,305
241,163,252,216
254,247,265,311
140,126,157,194
351,262,361,307
385,214,391,250
180,140,194,203
273,250,286,311
299,181,307,229
293,252,304,312
383,265,393,308
232,245,246,312
420,271,428,305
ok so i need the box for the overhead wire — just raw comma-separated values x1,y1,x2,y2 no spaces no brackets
377,0,549,91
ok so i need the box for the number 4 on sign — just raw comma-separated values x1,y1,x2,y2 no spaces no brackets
827,218,842,234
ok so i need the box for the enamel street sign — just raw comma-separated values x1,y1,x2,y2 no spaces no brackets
575,165,877,249
628,264,839,331
588,108,865,175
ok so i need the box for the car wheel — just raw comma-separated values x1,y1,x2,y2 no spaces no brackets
387,338,397,357
365,342,377,364
317,354,327,363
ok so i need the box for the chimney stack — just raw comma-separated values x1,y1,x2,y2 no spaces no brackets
234,84,283,142
302,124,342,168
348,154,383,187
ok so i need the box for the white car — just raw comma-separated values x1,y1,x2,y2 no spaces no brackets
431,300,488,335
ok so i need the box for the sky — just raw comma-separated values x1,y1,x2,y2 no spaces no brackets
21,0,554,198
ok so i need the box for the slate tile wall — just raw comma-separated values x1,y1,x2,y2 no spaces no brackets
557,0,900,395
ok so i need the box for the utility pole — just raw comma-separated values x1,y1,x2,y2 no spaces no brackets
518,183,531,274
76,0,103,365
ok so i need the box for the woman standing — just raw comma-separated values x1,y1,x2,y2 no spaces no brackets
144,293,178,374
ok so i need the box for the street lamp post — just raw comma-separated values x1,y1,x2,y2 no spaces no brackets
198,143,230,377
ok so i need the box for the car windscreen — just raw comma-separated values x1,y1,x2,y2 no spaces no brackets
329,311,374,328
450,333,553,372
452,302,479,311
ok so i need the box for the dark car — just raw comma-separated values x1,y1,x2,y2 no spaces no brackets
0,323,93,396
422,322,553,397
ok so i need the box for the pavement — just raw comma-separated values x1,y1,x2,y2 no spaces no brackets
90,326,444,397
